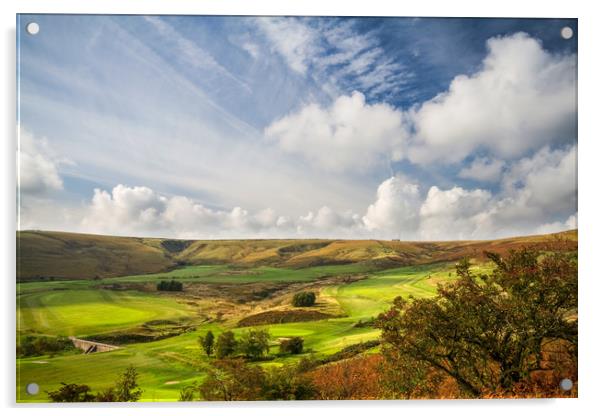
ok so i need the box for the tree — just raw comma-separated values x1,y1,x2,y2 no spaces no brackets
96,365,143,402
262,362,315,400
47,383,95,402
199,359,265,401
178,383,197,401
377,248,577,397
113,365,143,401
279,337,304,355
308,355,383,400
215,331,237,359
200,331,215,356
48,366,143,402
292,291,316,307
238,329,271,360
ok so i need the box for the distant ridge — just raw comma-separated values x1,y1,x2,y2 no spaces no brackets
16,229,577,282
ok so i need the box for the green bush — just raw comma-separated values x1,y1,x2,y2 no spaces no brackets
292,291,316,307
279,337,304,355
157,279,183,291
17,335,75,358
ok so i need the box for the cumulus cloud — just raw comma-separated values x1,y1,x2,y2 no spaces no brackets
265,91,407,171
296,206,363,238
18,130,64,194
80,185,294,238
535,213,578,235
362,176,421,238
419,186,492,240
406,32,576,165
55,145,576,241
458,157,505,183
360,144,576,240
264,33,575,177
414,145,577,240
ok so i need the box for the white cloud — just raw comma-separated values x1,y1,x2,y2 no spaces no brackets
499,145,577,219
31,146,576,240
265,91,407,171
406,32,576,165
255,17,409,99
241,41,260,59
297,206,363,238
18,130,64,194
362,176,421,238
255,17,319,74
535,213,578,235
144,16,251,93
415,145,577,240
458,157,505,183
361,144,576,240
418,186,492,240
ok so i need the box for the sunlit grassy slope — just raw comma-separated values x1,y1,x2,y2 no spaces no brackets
17,230,577,281
18,289,193,337
16,230,576,402
17,262,470,402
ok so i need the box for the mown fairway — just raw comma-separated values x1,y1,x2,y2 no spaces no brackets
18,289,193,337
17,262,450,402
17,230,575,402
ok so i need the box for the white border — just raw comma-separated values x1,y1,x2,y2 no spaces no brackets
2,1,601,415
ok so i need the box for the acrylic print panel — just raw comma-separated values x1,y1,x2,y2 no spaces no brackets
16,14,578,402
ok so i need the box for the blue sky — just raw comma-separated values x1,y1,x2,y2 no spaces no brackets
17,15,577,240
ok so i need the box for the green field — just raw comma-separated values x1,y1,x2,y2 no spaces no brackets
17,230,572,402
17,261,454,402
18,289,194,337
108,263,375,284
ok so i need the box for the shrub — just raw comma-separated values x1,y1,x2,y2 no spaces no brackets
47,383,95,402
17,335,75,358
48,366,142,402
292,291,316,307
308,355,383,400
157,279,183,291
190,359,315,401
279,337,304,355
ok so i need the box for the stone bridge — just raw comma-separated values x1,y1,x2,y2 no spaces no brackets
69,336,120,354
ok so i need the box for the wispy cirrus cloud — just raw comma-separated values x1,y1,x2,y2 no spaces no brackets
255,17,412,102
144,16,252,94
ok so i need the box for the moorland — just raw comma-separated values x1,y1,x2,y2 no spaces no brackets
16,229,578,401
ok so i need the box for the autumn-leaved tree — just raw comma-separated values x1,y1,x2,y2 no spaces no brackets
377,248,577,398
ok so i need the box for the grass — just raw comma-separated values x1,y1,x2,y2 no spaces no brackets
18,229,576,281
17,261,461,402
15,230,577,402
104,263,373,284
17,289,193,338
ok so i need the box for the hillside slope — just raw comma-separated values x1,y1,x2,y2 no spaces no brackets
17,230,577,281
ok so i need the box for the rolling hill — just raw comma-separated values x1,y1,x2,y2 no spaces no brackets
16,229,577,282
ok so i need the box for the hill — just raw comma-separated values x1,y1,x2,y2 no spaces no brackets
16,229,577,282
